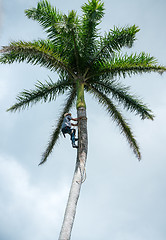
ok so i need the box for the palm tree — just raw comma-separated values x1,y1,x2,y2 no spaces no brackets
0,0,166,239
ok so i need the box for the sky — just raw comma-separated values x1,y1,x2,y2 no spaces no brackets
0,0,166,239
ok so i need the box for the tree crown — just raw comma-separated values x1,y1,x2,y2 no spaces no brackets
1,0,166,164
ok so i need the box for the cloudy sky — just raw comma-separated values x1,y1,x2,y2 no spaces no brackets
0,0,166,239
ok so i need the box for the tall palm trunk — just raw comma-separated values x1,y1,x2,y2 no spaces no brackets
59,106,88,240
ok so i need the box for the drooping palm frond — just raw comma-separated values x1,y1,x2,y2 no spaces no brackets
87,79,154,120
0,40,74,75
39,87,77,165
89,85,141,160
7,77,72,112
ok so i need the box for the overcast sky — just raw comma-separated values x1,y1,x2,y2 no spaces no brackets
0,0,166,240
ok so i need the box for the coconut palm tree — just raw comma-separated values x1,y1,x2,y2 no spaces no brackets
0,0,166,239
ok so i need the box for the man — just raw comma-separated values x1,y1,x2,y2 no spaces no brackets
61,113,80,148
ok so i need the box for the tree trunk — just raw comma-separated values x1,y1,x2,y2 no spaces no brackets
58,107,88,240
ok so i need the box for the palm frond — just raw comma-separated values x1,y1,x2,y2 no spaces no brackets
80,0,105,62
51,10,81,70
89,85,141,160
39,87,77,165
7,77,72,112
90,52,166,79
66,11,81,72
25,0,63,41
25,1,80,69
0,40,73,75
89,25,140,66
87,79,154,120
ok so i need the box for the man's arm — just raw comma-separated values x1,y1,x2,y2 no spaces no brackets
71,116,83,121
71,116,82,126
71,123,78,126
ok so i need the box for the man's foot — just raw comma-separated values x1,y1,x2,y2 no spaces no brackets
72,144,78,148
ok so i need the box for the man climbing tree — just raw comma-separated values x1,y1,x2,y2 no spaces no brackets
61,113,80,148
0,0,166,239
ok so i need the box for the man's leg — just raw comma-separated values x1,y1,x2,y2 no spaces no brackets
70,129,78,148
62,127,78,148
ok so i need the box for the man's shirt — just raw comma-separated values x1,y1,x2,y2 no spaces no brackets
61,115,72,129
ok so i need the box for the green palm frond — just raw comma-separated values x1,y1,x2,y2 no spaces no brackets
80,0,104,62
89,85,141,160
25,1,80,68
64,11,80,71
52,10,80,70
108,25,139,49
39,87,77,165
87,79,154,120
91,52,166,79
0,40,73,75
25,0,63,40
7,77,72,112
110,52,166,76
90,25,140,66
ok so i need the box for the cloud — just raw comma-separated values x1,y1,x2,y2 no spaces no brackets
0,155,68,240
